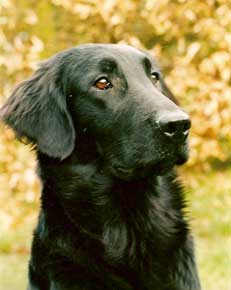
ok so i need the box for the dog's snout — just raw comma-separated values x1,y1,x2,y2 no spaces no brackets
157,112,191,139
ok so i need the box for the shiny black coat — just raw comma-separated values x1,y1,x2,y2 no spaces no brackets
1,44,201,290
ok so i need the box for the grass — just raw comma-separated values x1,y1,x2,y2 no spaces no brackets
184,168,231,290
0,169,230,290
0,255,29,290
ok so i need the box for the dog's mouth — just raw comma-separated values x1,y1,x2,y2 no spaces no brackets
111,150,189,181
111,159,175,181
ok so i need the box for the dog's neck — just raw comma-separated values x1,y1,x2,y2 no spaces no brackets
37,150,183,266
37,148,160,227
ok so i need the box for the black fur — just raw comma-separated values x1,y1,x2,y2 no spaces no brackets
0,44,201,290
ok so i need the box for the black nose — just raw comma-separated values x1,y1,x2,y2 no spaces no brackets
157,112,191,139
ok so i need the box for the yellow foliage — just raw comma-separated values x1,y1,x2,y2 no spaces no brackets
0,0,230,229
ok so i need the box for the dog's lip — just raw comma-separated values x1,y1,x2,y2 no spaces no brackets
111,164,134,181
111,158,177,180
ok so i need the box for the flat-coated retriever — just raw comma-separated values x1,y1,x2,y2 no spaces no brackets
0,44,201,290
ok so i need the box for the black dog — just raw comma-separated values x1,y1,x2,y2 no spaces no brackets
1,44,201,290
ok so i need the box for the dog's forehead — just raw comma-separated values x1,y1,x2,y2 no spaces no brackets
77,43,144,56
76,44,159,68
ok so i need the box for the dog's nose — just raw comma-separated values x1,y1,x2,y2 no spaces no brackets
157,112,191,139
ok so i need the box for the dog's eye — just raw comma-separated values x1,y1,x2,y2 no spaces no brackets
151,72,160,84
94,77,112,90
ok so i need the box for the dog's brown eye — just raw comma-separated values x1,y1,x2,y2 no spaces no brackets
151,72,160,84
94,77,112,90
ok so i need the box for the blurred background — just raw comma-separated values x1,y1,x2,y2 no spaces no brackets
0,0,230,289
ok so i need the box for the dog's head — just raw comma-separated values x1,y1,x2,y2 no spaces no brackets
0,44,190,179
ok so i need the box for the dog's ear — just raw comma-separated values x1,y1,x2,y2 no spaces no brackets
161,79,179,105
0,58,75,159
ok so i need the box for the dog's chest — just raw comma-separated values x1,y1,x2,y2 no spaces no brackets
100,192,182,289
102,188,180,268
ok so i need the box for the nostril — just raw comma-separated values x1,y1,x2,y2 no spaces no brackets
182,119,191,136
163,122,177,137
158,116,191,138
183,119,191,130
